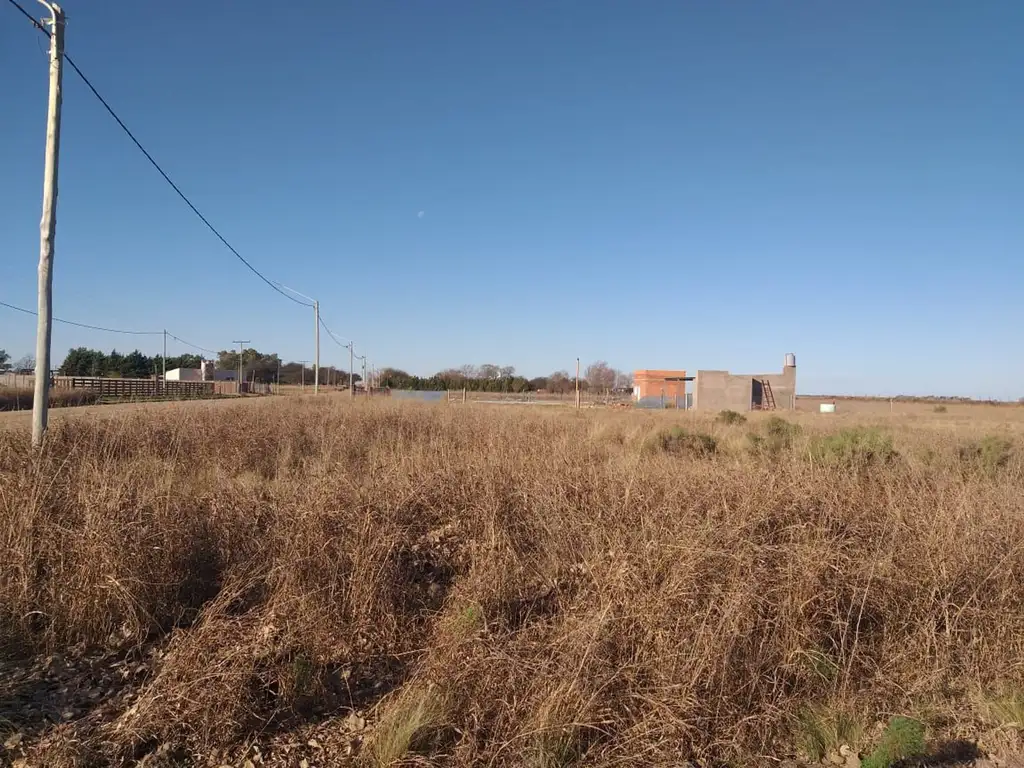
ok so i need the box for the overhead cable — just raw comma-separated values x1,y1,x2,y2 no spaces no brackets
4,0,312,308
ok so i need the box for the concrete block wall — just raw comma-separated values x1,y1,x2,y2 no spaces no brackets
694,363,796,411
693,371,754,412
757,365,796,410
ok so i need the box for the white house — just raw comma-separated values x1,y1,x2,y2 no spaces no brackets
165,362,237,382
164,367,203,382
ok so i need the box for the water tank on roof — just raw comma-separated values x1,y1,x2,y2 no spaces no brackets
784,352,796,368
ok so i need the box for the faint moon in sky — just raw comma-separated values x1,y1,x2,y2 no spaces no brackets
417,211,425,219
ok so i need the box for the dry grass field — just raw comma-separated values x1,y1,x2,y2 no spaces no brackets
1,398,1023,767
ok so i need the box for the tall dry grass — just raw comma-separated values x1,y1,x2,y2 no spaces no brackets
1,400,1023,766
0,387,101,411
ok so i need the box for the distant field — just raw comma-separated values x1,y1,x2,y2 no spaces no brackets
1,398,1022,766
796,394,1023,421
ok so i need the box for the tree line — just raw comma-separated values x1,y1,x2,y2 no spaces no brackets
16,347,630,393
378,362,632,393
53,347,360,386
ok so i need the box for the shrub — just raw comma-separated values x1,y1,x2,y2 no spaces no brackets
646,426,717,457
933,405,947,413
959,435,1014,477
748,416,801,456
765,416,801,445
809,428,898,467
716,410,747,426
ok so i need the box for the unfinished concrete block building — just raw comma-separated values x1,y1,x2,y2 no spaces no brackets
692,354,797,411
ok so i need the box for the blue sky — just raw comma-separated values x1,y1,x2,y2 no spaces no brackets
2,1,1021,398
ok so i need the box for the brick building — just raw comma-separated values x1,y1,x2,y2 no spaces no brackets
633,369,689,407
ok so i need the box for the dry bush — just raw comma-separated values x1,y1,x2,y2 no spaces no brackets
1,400,1023,766
644,424,717,457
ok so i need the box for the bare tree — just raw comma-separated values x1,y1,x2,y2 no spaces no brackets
478,363,500,379
499,365,515,379
460,364,480,379
13,355,35,372
548,370,571,394
614,369,633,390
585,361,616,393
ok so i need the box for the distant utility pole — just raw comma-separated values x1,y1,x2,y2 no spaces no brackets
356,353,366,396
348,343,355,397
299,360,310,391
232,340,249,394
31,1,65,448
575,357,581,409
162,329,167,395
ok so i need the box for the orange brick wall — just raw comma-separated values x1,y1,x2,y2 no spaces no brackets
633,369,687,400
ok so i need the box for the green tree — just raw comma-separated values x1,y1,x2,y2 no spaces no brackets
0,349,10,372
217,348,283,382
59,347,106,376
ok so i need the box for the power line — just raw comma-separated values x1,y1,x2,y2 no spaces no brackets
1,299,161,335
1,301,219,355
318,316,350,348
166,333,218,356
3,0,39,31
4,0,313,309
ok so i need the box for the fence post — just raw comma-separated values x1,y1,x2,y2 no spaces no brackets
463,387,467,404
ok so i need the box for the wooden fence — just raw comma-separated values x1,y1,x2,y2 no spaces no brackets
2,373,273,399
60,377,215,398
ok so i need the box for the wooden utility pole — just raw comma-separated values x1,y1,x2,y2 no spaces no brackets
575,357,581,410
31,2,65,448
348,343,355,397
232,340,249,394
162,329,167,395
313,300,320,395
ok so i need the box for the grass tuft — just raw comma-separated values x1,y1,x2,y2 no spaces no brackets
794,705,863,762
861,716,925,768
985,689,1024,730
361,684,448,767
